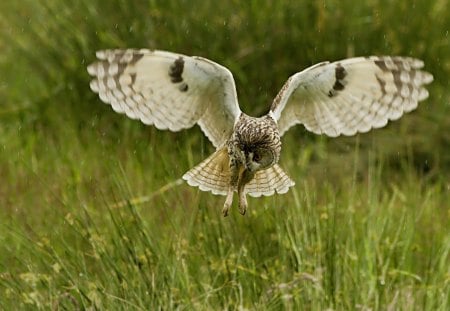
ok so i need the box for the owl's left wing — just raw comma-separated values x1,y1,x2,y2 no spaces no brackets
87,49,241,148
271,56,433,137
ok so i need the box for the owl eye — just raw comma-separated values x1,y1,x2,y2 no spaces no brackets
253,152,262,162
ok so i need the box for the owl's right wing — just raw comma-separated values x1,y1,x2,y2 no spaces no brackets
270,56,433,137
87,49,241,148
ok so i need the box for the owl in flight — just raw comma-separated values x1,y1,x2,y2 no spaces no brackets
87,49,433,216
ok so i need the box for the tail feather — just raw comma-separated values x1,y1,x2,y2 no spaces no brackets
183,148,295,198
245,164,295,197
182,147,230,196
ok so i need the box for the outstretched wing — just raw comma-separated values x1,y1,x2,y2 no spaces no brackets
271,56,433,137
87,49,241,148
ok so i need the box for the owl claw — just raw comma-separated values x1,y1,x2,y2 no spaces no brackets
222,204,230,217
239,205,247,215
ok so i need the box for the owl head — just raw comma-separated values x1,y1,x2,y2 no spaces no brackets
235,115,281,173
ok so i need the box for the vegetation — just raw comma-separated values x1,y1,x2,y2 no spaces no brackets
0,0,449,309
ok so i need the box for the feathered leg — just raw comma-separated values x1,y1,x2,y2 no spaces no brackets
237,169,255,215
222,160,240,217
222,190,234,217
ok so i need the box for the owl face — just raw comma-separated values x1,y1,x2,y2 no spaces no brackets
232,114,282,173
240,143,276,173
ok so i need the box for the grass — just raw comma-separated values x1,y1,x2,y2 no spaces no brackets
0,0,449,309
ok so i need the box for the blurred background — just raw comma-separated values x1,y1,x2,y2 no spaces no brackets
0,0,449,309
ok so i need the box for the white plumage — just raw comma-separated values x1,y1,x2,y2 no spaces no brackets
271,56,433,137
88,49,240,148
87,49,433,216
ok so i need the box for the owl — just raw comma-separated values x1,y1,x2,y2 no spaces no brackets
87,49,433,216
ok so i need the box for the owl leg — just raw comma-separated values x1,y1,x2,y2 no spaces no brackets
222,189,234,217
237,169,254,215
238,187,248,215
222,162,240,217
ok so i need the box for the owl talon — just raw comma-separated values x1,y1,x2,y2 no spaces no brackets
222,206,230,217
239,205,247,215
222,204,230,217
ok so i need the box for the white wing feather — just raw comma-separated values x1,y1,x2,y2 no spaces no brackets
271,56,433,137
87,49,241,148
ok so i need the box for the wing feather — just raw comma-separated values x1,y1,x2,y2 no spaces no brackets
271,56,433,137
87,49,241,147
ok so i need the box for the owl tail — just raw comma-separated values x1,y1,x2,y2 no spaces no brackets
182,147,230,196
183,147,295,198
245,164,295,197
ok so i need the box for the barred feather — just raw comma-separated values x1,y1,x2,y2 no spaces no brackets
87,49,241,148
182,148,230,195
245,164,295,197
272,56,433,137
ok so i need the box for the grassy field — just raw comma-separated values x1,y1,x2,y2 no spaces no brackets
0,0,449,309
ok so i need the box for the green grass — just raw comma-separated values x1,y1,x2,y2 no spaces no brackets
0,0,449,309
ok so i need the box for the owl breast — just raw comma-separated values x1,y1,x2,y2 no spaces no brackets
228,113,281,173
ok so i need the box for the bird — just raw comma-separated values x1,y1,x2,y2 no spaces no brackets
87,49,433,216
